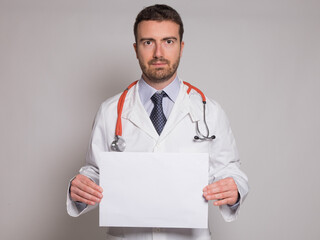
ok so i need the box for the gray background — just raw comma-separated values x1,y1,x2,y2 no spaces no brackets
1,0,319,239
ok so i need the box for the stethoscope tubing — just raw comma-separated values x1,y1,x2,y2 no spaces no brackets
111,80,215,151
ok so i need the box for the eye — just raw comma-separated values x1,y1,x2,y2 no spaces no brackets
166,39,174,44
144,40,152,46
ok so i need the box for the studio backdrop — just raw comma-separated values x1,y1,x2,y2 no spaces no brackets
0,0,319,239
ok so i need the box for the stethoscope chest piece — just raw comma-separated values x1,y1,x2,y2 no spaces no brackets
111,135,126,152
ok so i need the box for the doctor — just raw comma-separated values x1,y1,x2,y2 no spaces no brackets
67,4,248,240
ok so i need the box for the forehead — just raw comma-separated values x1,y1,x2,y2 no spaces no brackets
136,20,180,40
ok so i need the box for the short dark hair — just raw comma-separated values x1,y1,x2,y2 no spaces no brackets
134,4,184,43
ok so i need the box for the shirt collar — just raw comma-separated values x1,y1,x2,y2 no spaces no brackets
138,76,181,105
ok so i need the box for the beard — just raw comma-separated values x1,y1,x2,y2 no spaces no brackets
139,57,180,83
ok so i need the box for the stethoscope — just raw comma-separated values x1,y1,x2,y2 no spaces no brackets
111,81,216,152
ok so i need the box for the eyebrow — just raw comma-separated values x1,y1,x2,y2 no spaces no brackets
163,37,178,41
139,36,178,42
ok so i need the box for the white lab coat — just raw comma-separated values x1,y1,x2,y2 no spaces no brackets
66,80,249,240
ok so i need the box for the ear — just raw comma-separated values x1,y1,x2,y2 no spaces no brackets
179,41,185,57
133,43,138,58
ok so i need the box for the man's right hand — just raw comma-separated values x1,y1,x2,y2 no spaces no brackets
70,174,103,206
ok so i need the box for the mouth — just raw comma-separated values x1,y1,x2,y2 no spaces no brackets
149,59,169,67
151,62,167,67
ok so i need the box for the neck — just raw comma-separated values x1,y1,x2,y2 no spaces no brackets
142,72,177,90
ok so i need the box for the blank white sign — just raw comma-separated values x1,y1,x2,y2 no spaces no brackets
99,152,209,228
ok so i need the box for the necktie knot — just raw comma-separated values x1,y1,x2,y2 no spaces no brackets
151,91,167,105
150,91,167,135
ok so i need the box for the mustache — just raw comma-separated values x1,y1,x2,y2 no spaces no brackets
148,58,170,65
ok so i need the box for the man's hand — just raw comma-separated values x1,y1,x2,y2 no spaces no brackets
70,174,103,206
203,177,239,206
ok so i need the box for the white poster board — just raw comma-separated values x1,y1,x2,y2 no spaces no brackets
99,152,209,228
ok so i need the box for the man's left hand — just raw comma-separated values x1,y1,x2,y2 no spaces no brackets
203,177,239,206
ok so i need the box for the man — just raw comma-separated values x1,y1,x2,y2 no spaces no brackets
67,4,248,240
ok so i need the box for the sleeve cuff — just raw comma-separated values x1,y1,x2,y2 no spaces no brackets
227,191,240,211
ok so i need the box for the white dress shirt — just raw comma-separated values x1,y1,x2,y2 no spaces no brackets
138,76,180,119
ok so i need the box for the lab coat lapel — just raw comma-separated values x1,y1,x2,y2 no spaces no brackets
121,82,203,143
121,84,159,141
159,84,201,142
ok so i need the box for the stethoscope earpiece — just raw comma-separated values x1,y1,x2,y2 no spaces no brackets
194,135,216,141
193,101,216,142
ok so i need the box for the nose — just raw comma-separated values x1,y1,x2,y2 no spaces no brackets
153,42,163,59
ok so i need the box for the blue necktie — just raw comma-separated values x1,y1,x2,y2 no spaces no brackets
150,91,167,135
